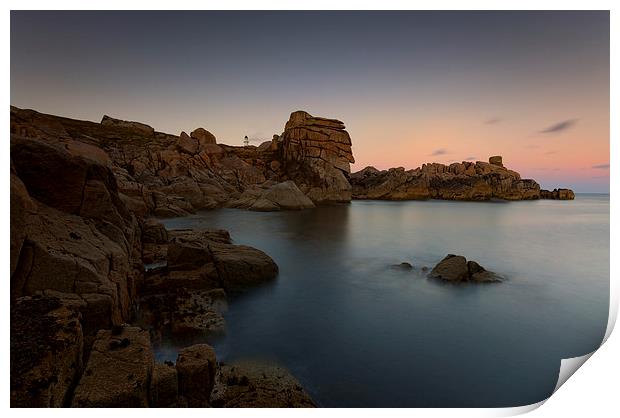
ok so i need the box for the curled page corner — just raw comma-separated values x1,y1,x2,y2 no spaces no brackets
553,352,595,393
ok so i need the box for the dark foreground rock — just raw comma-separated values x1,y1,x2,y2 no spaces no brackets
10,296,84,407
211,361,316,407
71,326,154,407
429,255,502,283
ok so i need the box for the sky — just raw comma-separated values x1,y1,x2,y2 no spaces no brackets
11,11,609,192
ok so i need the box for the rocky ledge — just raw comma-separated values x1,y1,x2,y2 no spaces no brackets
351,156,574,201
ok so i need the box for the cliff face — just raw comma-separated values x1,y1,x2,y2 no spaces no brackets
351,156,547,201
10,107,355,216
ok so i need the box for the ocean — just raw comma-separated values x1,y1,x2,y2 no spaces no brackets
158,194,609,407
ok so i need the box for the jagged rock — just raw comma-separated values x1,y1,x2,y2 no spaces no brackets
280,110,355,203
540,188,575,200
351,158,541,201
178,131,199,154
176,344,217,407
211,361,316,407
150,362,179,407
10,296,83,407
429,255,501,283
72,326,154,407
101,115,155,136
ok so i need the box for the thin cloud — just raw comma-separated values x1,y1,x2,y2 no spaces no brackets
431,148,448,156
540,119,578,134
592,163,610,169
544,151,557,155
464,156,477,161
484,118,501,125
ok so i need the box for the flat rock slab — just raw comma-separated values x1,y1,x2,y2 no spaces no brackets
71,326,153,407
211,361,316,408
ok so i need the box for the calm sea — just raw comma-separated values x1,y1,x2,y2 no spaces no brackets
158,194,609,407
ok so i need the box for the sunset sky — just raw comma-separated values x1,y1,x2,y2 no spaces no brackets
11,11,609,192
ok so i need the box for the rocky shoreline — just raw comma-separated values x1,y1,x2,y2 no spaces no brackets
10,106,575,407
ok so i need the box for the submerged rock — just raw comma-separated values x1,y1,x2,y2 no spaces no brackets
429,255,501,283
392,262,413,270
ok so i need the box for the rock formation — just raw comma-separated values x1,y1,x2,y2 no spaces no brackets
428,255,501,283
11,107,354,217
10,108,310,407
540,188,576,200
351,157,572,201
280,110,355,202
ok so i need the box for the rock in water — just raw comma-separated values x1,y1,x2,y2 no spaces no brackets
429,255,501,283
540,188,575,200
71,326,154,407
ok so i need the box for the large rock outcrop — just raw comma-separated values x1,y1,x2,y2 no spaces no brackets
11,106,351,215
351,157,545,201
280,111,355,203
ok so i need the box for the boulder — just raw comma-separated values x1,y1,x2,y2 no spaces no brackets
178,131,199,154
10,296,83,407
210,243,279,291
249,181,315,211
429,255,469,282
211,361,316,407
489,155,503,167
429,255,501,283
71,326,154,407
176,344,217,407
190,127,217,146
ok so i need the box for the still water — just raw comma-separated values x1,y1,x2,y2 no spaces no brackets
159,194,609,407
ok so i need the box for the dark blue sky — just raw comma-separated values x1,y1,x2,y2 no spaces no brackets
11,11,609,191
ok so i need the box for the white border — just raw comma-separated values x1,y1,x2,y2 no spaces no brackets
3,2,616,417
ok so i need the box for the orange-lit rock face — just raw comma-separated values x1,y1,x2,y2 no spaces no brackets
280,111,355,203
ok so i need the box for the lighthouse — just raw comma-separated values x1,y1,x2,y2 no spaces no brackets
243,135,249,147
